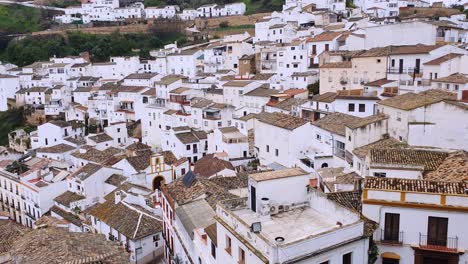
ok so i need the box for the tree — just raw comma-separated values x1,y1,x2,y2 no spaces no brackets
219,21,229,28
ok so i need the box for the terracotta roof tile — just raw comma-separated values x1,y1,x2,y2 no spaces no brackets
364,177,467,195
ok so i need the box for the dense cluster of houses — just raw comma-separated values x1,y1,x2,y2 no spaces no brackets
1,0,468,263
54,0,246,24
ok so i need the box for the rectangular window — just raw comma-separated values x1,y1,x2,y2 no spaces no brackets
359,104,365,112
266,145,269,152
225,236,232,255
186,145,191,150
427,216,448,246
374,172,387,178
325,44,329,51
211,242,216,259
238,247,245,263
384,213,400,242
343,252,352,264
348,103,355,112
275,149,279,156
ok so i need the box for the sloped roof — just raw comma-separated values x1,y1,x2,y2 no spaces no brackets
378,89,457,110
256,112,308,130
312,112,362,136
370,148,448,171
364,177,467,195
193,154,235,178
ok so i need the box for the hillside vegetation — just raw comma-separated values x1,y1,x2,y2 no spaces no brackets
1,31,186,66
0,4,46,34
144,0,282,14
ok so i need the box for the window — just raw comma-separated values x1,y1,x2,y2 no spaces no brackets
342,252,352,264
225,236,232,255
275,149,279,156
384,213,400,242
374,172,387,178
186,145,191,150
377,59,381,63
427,216,448,246
325,44,329,51
316,134,321,141
211,242,216,259
238,247,245,264
233,63,238,68
348,103,355,112
266,145,269,152
359,104,365,112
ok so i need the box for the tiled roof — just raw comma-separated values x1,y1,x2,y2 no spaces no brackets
423,53,463,65
162,176,238,209
327,191,362,212
311,92,337,103
126,142,151,151
424,151,468,183
50,206,83,227
154,74,185,85
370,148,448,171
345,113,388,129
364,177,468,195
250,168,307,182
49,120,71,128
223,80,254,87
208,173,249,190
9,227,129,263
169,87,191,94
352,137,406,158
312,112,362,136
432,73,468,84
271,98,308,111
53,191,85,207
365,78,394,87
175,130,207,144
71,147,115,164
69,163,102,181
88,133,113,143
36,143,75,153
378,89,457,110
127,154,151,172
320,61,352,68
124,72,158,79
306,31,342,42
193,154,235,178
90,197,162,240
105,174,127,187
0,219,29,255
244,87,278,97
256,112,308,130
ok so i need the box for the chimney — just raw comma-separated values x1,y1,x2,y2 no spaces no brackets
80,51,90,62
79,148,87,154
114,191,122,204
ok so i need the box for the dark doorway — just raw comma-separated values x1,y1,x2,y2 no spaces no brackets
250,186,256,212
152,176,165,190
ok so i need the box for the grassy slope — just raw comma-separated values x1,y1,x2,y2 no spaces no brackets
0,4,44,34
0,109,29,146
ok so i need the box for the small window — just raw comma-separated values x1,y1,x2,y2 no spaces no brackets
225,235,232,255
343,252,352,264
377,59,381,63
211,241,216,259
359,104,365,112
275,149,279,156
266,145,269,152
348,103,355,112
186,145,191,150
374,172,387,178
238,247,246,264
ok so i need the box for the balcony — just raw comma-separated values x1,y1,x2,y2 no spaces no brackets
25,211,36,220
419,234,458,252
387,67,422,75
379,229,403,245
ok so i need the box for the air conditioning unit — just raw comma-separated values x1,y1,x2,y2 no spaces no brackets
269,204,279,215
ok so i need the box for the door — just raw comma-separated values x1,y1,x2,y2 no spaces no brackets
384,213,400,242
250,186,256,212
399,59,404,73
428,217,448,246
383,259,399,264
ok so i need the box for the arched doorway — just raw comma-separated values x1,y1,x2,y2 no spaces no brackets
321,163,328,168
152,176,165,191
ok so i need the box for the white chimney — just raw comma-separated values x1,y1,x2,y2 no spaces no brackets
260,197,271,217
114,191,122,204
79,148,87,154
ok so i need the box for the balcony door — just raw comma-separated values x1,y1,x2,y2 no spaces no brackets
384,213,400,242
428,216,448,246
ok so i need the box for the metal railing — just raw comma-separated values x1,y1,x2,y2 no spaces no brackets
379,229,404,244
419,233,458,252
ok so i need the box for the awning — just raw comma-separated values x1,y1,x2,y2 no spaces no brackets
381,252,400,260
